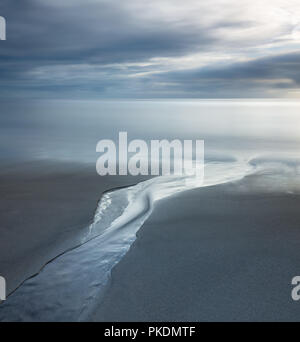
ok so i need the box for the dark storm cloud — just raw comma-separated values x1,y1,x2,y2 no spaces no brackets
161,51,300,82
0,0,220,98
150,51,300,97
0,1,214,65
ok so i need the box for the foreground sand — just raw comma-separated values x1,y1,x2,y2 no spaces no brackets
0,161,148,295
1,162,300,321
92,177,300,322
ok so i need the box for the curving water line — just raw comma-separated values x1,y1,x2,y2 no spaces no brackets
0,159,253,322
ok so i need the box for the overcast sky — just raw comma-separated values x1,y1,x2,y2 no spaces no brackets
1,0,300,98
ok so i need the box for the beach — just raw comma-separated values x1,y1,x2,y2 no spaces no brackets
1,100,300,322
0,160,149,295
91,175,300,322
2,161,300,321
2,0,300,324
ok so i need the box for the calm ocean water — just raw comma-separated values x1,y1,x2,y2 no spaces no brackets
1,99,300,165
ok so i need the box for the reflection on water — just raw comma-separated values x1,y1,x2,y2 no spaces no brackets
1,99,300,164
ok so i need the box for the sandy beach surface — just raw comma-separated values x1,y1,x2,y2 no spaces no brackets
1,161,300,321
91,176,300,322
0,160,148,295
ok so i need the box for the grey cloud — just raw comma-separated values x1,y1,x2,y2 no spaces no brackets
0,1,299,98
0,1,215,62
0,0,219,98
143,52,300,97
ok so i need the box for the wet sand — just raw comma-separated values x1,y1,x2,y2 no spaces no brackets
0,160,148,295
2,162,300,321
92,177,300,322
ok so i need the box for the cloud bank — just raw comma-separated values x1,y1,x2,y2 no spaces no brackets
0,0,300,98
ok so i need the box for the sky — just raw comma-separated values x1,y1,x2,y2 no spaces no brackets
0,0,300,99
